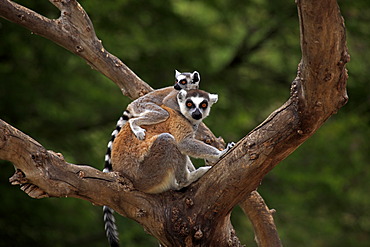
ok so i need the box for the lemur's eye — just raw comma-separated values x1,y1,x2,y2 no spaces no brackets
200,101,208,109
186,101,194,108
180,79,187,85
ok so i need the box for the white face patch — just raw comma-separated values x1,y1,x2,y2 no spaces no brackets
177,89,217,125
176,74,187,82
175,71,200,90
179,96,211,124
189,96,206,108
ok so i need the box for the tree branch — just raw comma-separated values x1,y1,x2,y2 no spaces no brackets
240,191,282,247
0,0,150,99
0,118,170,242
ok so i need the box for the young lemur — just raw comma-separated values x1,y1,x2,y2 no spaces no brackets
103,70,200,247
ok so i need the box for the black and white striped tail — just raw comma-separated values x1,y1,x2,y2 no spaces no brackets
104,111,130,172
103,205,120,247
103,110,130,247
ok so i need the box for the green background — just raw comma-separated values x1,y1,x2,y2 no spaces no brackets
0,0,369,246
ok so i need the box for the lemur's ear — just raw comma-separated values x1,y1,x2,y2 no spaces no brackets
175,70,181,79
177,89,187,102
192,71,200,83
209,93,218,105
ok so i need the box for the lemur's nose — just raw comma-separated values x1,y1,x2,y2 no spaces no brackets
192,109,202,120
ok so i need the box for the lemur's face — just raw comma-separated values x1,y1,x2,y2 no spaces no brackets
174,70,200,90
177,89,218,125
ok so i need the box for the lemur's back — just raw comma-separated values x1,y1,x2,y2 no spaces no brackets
111,106,193,193
130,86,174,106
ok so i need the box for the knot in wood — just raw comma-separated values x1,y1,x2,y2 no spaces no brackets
290,79,300,98
55,152,65,160
17,14,25,21
31,152,47,167
136,209,146,218
185,198,194,208
247,142,256,149
114,60,123,67
324,72,332,82
244,141,256,155
75,45,84,52
171,207,190,236
249,153,259,160
77,171,85,178
194,229,203,240
117,176,134,192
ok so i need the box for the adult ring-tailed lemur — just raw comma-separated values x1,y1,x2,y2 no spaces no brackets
103,70,200,247
106,87,235,246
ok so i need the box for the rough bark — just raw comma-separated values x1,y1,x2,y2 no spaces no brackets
0,0,349,246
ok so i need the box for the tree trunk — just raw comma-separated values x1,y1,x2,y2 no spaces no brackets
0,0,349,246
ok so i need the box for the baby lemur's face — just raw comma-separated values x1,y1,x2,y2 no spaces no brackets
174,70,200,90
177,89,218,125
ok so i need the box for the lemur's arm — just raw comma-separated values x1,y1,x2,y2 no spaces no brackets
126,87,176,140
177,137,234,163
128,106,170,140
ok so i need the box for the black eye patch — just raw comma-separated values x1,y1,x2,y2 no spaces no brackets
186,100,194,108
200,100,208,109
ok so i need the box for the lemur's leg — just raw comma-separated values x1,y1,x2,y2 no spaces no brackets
186,156,196,172
129,104,170,140
139,133,189,193
185,166,211,186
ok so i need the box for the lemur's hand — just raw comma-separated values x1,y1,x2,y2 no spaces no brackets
133,127,146,140
205,142,236,165
220,142,235,157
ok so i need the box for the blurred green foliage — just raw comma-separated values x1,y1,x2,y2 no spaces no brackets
0,0,369,246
